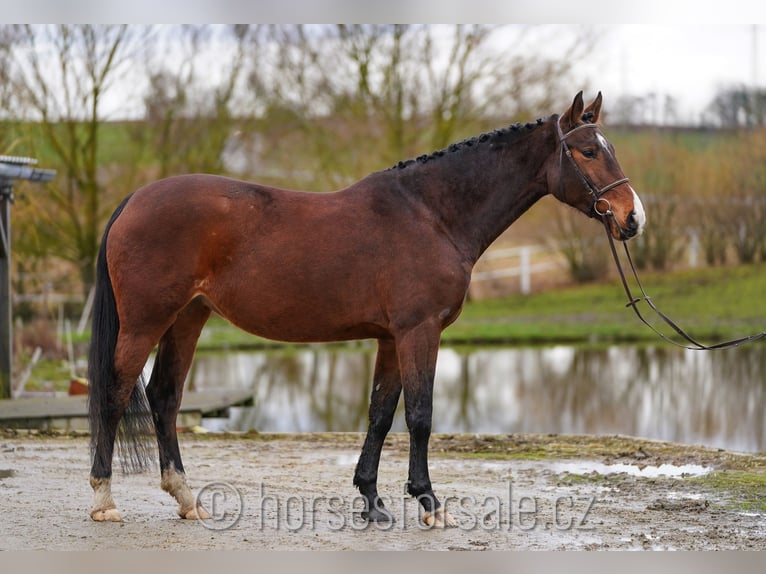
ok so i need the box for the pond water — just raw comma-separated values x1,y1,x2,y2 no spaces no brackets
180,344,766,453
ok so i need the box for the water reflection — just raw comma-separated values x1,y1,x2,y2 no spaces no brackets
187,344,766,452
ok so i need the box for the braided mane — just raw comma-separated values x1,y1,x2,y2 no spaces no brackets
390,116,551,170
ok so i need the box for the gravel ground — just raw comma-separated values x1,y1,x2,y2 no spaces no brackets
1,431,764,550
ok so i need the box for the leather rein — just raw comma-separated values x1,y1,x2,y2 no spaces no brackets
558,120,766,350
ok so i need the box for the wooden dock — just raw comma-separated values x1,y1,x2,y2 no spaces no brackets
0,389,254,431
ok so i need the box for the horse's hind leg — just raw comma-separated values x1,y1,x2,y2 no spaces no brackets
89,381,142,522
145,299,211,519
353,339,402,522
90,331,161,522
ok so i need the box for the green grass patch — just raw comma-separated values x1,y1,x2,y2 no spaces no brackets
197,317,285,350
444,263,766,345
448,449,551,461
690,470,766,512
426,433,766,469
16,358,73,393
555,472,617,486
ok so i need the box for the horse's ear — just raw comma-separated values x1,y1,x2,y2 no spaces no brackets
561,91,585,131
583,91,603,123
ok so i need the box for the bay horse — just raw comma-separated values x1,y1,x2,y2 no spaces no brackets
88,91,646,527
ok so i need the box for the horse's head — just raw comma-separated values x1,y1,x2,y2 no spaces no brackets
548,91,646,241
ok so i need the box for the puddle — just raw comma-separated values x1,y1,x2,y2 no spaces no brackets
553,461,712,478
667,491,705,500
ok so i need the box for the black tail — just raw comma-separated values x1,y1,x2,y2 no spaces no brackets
88,194,155,474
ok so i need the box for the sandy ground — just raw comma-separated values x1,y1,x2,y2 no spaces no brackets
0,430,764,551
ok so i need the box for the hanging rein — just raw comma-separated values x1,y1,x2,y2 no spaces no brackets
558,120,766,351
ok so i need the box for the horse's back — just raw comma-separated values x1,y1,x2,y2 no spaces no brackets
113,172,425,255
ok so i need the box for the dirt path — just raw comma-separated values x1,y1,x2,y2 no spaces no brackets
1,431,764,550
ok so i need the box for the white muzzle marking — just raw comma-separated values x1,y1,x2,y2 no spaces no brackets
631,187,647,235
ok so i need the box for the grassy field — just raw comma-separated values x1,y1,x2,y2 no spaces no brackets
195,262,766,349
445,262,766,345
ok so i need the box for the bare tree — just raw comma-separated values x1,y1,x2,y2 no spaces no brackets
549,207,611,283
624,140,687,271
719,133,766,263
134,25,258,178
0,27,18,113
249,25,597,189
4,24,149,294
708,85,766,127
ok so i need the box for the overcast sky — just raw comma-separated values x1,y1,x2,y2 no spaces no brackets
480,24,764,124
586,25,763,123
3,2,765,125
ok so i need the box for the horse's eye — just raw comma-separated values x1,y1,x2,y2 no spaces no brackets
582,148,597,159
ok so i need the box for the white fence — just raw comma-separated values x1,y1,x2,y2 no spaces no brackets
471,245,559,295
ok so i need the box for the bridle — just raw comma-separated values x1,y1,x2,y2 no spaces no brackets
557,117,766,351
556,120,630,225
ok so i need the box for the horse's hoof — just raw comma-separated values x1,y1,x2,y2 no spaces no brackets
422,508,457,528
181,506,210,520
91,507,123,522
363,506,395,523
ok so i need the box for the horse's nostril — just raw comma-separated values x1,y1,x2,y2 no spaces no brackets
627,210,638,231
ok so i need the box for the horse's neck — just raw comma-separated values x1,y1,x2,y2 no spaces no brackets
406,125,553,263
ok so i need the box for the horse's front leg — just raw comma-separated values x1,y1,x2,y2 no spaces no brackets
354,339,402,523
397,322,456,528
